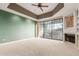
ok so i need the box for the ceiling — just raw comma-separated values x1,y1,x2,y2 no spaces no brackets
0,3,78,21
40,3,77,21
17,3,58,15
7,3,64,19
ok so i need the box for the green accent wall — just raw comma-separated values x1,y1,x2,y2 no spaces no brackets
0,10,36,43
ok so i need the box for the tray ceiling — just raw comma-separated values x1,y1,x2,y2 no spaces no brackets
8,3,64,19
17,3,58,15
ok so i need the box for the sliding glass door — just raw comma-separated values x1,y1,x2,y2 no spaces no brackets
43,21,51,39
51,19,63,40
41,18,63,41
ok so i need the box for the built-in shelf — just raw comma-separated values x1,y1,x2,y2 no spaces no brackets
77,10,79,32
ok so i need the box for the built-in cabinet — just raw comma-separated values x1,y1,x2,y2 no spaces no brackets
76,9,79,48
77,9,79,32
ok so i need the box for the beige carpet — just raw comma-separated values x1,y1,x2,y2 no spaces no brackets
0,38,79,56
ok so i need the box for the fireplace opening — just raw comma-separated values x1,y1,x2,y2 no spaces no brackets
65,34,75,43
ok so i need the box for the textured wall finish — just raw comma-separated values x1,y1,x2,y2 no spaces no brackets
0,10,36,43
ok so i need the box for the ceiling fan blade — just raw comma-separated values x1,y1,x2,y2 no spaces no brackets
32,4,38,6
40,7,43,11
41,5,48,7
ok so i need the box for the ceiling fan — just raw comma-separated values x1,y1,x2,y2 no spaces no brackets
32,3,48,12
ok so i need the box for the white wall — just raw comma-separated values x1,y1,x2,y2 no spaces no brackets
63,11,77,34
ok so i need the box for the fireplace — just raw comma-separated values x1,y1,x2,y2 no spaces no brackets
65,34,75,43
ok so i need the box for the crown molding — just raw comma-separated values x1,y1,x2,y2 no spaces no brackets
8,3,64,19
